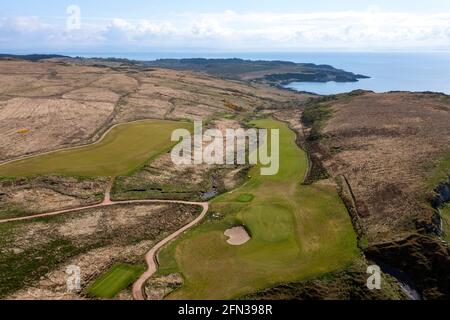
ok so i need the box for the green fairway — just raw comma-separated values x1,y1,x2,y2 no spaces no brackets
87,264,145,299
0,120,191,177
157,119,359,300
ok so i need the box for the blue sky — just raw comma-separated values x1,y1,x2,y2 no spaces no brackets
2,0,450,53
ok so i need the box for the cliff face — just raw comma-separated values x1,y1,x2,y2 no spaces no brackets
432,178,450,209
365,234,450,299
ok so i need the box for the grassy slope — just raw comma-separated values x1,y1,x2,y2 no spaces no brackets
87,264,145,299
0,120,191,177
428,151,450,189
441,204,450,243
428,151,450,242
157,119,359,300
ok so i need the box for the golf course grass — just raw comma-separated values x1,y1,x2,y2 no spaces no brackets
0,120,191,177
157,118,360,300
236,194,255,203
87,264,145,299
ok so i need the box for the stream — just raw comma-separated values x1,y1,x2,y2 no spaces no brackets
374,260,422,300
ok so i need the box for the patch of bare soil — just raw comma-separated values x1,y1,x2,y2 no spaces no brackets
224,226,251,246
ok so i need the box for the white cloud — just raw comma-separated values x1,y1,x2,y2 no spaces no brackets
0,16,50,33
2,9,450,50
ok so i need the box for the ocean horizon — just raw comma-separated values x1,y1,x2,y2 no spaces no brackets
51,51,450,95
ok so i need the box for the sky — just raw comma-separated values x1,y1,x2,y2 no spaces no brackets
2,0,450,53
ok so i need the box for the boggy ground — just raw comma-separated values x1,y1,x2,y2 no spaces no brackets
0,203,200,300
299,91,450,299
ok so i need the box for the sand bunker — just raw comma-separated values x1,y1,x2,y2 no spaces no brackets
224,226,251,246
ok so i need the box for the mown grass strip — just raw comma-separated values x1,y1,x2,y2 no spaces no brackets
0,120,192,177
87,264,145,299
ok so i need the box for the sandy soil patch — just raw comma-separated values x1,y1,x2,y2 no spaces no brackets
224,226,251,246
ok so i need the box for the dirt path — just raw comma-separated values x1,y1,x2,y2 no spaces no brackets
0,199,207,224
132,201,209,300
0,189,209,301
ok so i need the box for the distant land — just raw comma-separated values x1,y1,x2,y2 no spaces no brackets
140,58,370,85
0,54,369,88
0,54,68,62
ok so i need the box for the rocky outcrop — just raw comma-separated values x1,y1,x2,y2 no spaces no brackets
431,177,450,209
365,234,450,299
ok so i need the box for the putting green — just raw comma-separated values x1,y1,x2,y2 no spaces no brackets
0,120,191,177
236,194,255,203
87,264,145,299
158,119,359,299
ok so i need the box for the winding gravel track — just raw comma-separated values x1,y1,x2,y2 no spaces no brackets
132,201,208,300
0,187,209,301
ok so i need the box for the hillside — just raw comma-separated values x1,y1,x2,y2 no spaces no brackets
0,58,448,301
295,91,450,299
49,56,369,88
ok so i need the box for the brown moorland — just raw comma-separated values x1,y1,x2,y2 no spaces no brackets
300,91,450,299
0,59,307,162
0,59,307,217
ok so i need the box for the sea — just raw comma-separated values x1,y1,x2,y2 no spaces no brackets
65,51,450,95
